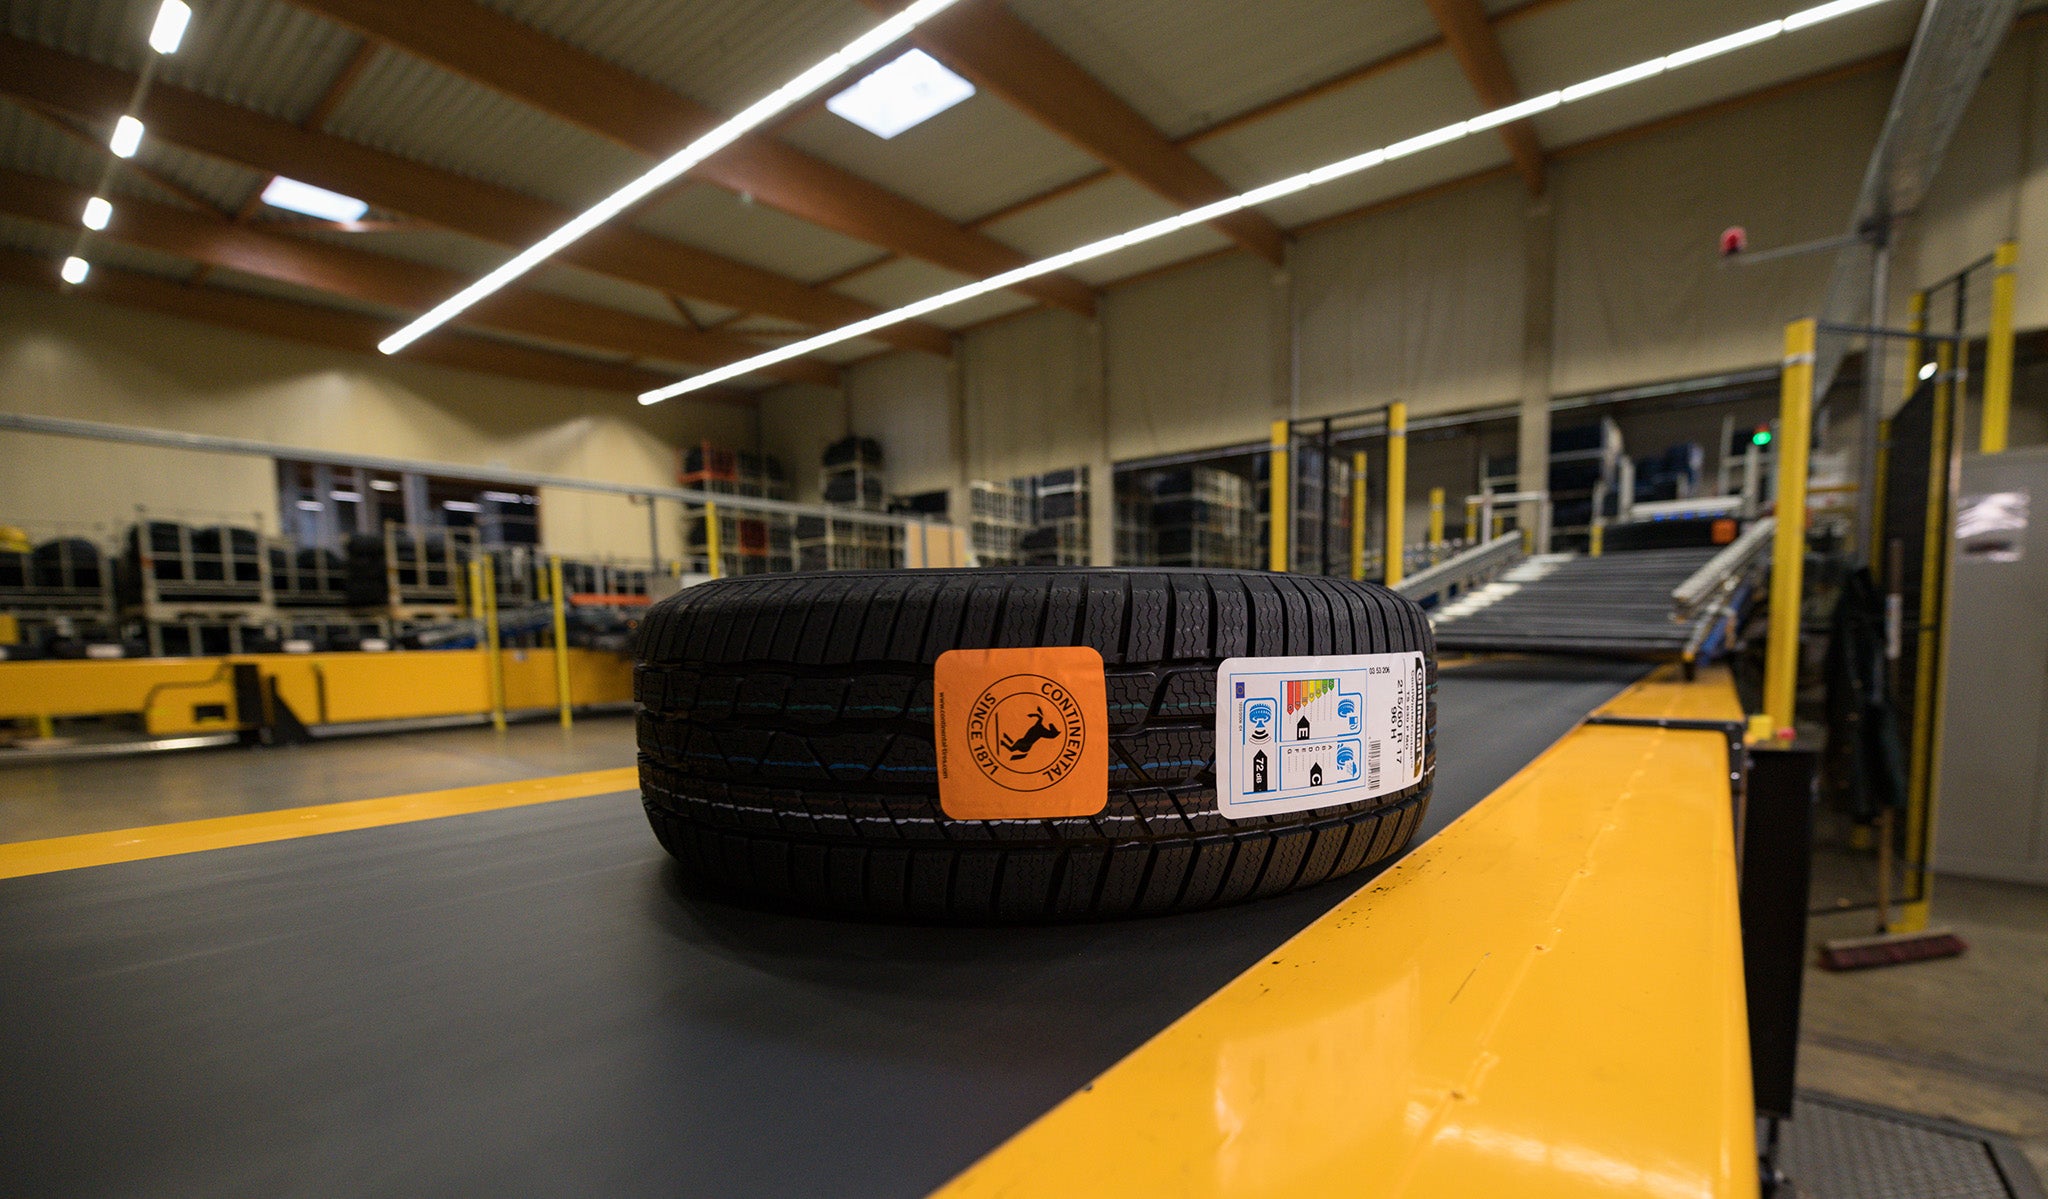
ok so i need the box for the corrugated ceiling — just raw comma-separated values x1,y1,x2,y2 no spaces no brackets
0,0,1965,389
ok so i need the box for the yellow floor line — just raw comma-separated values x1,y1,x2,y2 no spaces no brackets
0,765,639,880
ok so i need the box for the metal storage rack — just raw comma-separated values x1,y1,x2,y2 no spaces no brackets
344,523,475,621
968,480,1031,567
1016,467,1090,566
680,441,793,577
794,516,895,572
0,522,120,654
820,436,887,512
120,511,277,656
1114,492,1152,565
1147,466,1256,568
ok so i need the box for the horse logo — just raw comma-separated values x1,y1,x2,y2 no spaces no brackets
1001,707,1062,760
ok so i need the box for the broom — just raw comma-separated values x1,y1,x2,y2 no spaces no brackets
1818,809,1968,971
1818,557,1967,972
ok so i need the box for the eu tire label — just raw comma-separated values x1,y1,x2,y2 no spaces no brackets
1214,652,1426,820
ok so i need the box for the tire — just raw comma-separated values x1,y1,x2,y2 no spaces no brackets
635,568,1435,921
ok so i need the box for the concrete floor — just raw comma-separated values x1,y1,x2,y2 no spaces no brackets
0,716,639,843
1803,846,2048,1182
4,722,2043,1184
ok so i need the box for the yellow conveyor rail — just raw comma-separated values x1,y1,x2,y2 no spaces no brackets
936,671,1754,1198
0,649,633,735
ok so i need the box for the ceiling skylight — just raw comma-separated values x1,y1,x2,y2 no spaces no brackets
261,176,371,223
826,49,975,139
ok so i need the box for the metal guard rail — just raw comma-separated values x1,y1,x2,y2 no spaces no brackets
1391,533,1523,606
1671,517,1776,615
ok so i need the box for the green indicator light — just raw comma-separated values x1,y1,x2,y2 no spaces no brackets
1752,429,1772,446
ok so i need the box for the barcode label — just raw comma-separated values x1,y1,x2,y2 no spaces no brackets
1366,738,1382,789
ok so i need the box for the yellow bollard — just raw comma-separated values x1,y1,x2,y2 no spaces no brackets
1983,240,2017,453
1465,497,1479,546
550,555,572,730
1590,524,1604,557
1385,403,1407,587
1763,319,1816,738
1268,420,1290,572
1349,451,1367,581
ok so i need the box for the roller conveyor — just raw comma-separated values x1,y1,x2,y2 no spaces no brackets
1429,546,1736,658
0,660,1655,1199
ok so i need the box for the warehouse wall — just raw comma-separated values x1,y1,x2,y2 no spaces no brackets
0,284,749,561
775,27,2048,497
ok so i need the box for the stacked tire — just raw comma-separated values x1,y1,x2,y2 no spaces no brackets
635,568,1435,921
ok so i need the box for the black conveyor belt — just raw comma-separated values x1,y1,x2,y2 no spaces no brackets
0,659,1646,1199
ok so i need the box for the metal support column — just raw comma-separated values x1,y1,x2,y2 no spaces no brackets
1386,403,1408,587
1764,319,1816,738
1853,231,1891,567
1983,239,2018,454
1268,419,1289,572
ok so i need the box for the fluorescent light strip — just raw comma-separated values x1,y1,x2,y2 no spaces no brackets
82,196,112,231
378,0,969,356
109,115,144,158
60,256,90,284
639,0,1901,405
149,0,192,54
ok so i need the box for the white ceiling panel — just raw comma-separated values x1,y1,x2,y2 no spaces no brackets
779,90,1103,226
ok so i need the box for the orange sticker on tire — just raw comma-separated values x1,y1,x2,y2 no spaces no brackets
932,646,1109,820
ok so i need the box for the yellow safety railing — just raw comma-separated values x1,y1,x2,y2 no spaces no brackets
1268,419,1289,572
1984,239,2018,453
1763,318,1815,737
1385,402,1407,587
550,555,572,730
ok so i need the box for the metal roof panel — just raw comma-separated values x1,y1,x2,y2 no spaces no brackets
320,46,648,211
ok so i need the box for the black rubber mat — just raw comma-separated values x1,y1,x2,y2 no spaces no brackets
0,658,1644,1198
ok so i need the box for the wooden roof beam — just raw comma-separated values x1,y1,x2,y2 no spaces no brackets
0,34,948,359
1422,0,1546,193
867,0,1287,265
0,168,838,387
0,246,747,401
279,0,1097,316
